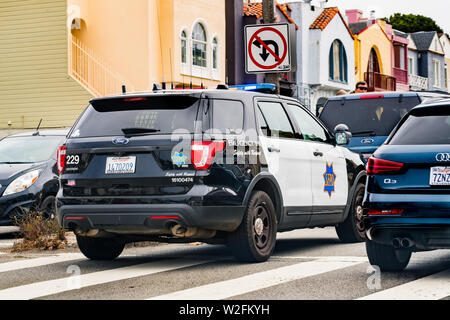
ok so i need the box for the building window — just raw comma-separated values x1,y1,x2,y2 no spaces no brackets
212,38,218,70
329,40,347,83
192,23,207,68
445,63,448,89
433,59,441,87
408,57,414,75
181,30,187,64
394,45,405,70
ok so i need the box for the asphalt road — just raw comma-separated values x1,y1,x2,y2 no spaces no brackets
0,226,449,302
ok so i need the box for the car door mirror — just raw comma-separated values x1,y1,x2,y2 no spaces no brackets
334,124,352,146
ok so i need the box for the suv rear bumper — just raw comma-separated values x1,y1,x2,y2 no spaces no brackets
367,224,450,250
56,203,245,233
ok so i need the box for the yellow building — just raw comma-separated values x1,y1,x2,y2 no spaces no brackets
68,0,226,95
346,10,395,91
0,0,93,134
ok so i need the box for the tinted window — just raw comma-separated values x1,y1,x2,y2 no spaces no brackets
0,136,64,163
71,96,200,138
211,99,244,133
319,97,421,136
257,102,295,139
287,104,328,143
389,113,450,145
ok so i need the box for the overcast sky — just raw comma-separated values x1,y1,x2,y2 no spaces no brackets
277,0,450,33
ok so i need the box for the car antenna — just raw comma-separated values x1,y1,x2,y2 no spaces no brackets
32,119,43,136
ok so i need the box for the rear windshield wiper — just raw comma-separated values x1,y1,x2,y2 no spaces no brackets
0,162,34,164
352,130,377,137
121,128,161,137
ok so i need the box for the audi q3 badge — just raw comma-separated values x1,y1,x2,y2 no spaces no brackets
436,153,450,162
112,137,130,145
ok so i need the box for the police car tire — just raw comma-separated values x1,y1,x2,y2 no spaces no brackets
366,240,411,272
228,191,277,263
335,183,365,243
76,235,125,260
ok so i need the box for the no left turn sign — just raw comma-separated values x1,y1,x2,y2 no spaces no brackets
245,23,291,74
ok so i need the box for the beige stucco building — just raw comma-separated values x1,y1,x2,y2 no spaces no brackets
69,0,226,94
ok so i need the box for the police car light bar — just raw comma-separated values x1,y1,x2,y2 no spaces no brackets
230,83,276,93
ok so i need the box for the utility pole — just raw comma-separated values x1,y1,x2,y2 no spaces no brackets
262,0,280,94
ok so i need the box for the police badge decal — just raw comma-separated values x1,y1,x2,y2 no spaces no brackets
323,163,336,198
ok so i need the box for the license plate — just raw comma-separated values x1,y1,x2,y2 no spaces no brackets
430,167,450,186
105,156,136,174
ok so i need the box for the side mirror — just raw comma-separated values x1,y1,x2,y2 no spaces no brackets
334,124,352,146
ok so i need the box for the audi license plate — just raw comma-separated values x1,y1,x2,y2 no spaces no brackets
105,156,136,174
430,167,450,186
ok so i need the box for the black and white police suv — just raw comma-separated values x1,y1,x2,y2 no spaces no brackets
56,89,366,262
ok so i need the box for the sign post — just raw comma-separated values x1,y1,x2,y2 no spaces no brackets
245,23,292,75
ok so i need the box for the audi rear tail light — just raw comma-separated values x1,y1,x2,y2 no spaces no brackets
57,145,67,174
191,141,225,170
367,157,403,175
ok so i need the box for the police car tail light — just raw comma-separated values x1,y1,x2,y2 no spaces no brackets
191,141,225,170
57,145,67,174
367,209,404,216
367,157,403,175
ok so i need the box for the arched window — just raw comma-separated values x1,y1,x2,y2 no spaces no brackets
329,40,348,82
181,30,187,64
192,23,207,67
212,37,218,70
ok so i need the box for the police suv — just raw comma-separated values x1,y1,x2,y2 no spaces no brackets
56,90,366,262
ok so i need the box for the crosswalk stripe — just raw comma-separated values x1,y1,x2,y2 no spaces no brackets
0,258,213,300
148,258,364,300
358,268,450,300
0,253,85,274
0,242,14,247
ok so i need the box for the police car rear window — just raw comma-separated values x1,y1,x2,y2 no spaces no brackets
319,97,421,136
70,96,200,138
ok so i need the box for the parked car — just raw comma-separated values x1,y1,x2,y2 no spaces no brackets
318,91,448,162
0,130,68,225
56,89,367,262
363,99,450,271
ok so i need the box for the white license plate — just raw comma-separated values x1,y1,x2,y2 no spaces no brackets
430,167,450,186
105,156,136,174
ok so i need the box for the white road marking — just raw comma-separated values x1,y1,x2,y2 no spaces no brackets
0,253,85,274
0,258,213,300
149,258,364,300
0,242,14,248
272,256,368,262
358,268,450,300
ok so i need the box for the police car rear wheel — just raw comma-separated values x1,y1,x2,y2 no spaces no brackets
366,240,411,272
335,183,366,243
228,191,277,263
76,236,125,260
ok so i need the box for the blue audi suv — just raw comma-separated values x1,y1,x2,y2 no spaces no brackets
363,99,450,271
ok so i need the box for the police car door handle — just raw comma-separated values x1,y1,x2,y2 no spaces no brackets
268,147,280,153
313,151,323,157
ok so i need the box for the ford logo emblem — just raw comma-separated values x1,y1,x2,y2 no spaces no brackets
112,137,130,145
361,138,374,145
436,153,450,162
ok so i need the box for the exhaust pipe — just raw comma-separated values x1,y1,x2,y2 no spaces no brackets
392,238,401,249
401,238,414,248
170,225,216,239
